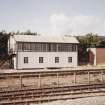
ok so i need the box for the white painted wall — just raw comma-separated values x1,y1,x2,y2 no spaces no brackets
16,52,78,69
87,48,96,65
8,35,16,54
13,57,16,69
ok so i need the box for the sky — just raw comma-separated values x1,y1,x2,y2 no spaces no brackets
0,0,105,36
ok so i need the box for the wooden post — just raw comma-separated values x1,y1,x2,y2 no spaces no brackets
38,74,41,88
13,103,15,105
73,72,76,84
88,71,90,84
26,101,29,105
101,71,103,82
20,75,22,88
57,73,59,86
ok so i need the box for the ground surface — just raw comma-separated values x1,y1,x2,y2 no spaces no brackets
0,72,103,88
32,96,105,105
0,65,105,88
1,65,105,105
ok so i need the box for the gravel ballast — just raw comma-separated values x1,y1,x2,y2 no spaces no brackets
32,96,105,105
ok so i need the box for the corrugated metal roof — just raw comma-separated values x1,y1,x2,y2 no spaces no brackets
13,35,79,43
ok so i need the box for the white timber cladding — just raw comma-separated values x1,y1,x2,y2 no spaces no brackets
8,35,79,69
17,52,78,69
8,35,16,54
13,57,16,69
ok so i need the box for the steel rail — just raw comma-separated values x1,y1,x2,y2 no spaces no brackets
0,83,105,105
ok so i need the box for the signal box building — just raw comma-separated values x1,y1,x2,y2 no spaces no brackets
8,35,79,69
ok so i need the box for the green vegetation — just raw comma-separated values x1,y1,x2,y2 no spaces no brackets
0,31,9,56
77,33,105,64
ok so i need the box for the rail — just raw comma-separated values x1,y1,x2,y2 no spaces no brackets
0,83,105,105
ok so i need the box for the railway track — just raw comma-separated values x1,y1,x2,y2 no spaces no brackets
0,68,105,104
0,83,105,105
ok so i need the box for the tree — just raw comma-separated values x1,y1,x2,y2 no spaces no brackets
99,40,105,47
21,30,38,35
0,31,10,56
78,33,101,48
77,33,101,65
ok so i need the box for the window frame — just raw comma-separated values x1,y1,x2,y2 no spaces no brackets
39,57,44,63
55,57,59,63
17,42,77,52
24,57,28,63
68,57,72,63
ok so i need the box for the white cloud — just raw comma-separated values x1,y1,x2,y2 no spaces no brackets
49,14,105,36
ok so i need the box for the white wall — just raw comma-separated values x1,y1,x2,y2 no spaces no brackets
87,48,96,65
13,57,16,69
8,35,16,54
16,52,78,69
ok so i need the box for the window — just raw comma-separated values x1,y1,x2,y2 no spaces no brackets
68,57,72,63
39,57,43,63
58,44,73,52
72,44,77,51
24,57,28,63
18,42,23,51
17,42,77,52
55,57,59,63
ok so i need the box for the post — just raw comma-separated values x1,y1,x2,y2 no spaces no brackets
88,71,90,84
34,75,37,87
38,74,41,88
101,71,104,82
26,102,29,105
20,75,22,88
73,72,76,84
57,73,59,86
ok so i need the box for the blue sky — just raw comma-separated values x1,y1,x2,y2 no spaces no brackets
0,0,105,35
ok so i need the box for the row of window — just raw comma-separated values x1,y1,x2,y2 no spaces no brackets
18,42,77,52
24,57,72,64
